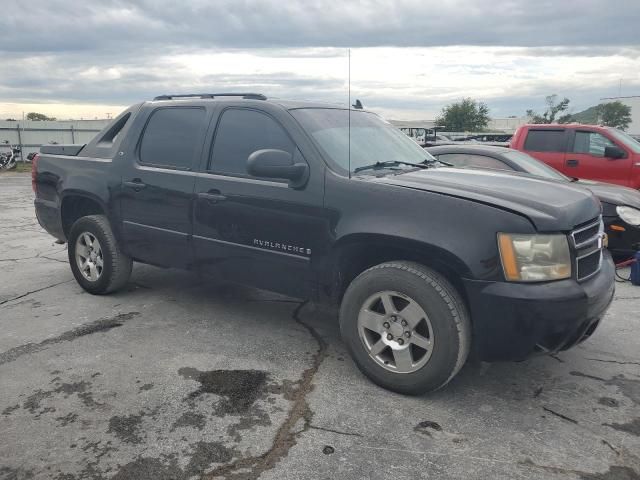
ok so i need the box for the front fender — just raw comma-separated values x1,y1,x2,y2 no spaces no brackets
324,172,536,282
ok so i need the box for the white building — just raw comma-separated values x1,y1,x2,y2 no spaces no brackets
600,96,640,135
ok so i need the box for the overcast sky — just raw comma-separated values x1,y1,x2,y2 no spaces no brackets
1,0,639,120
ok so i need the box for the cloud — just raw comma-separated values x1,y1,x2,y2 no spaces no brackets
2,0,639,53
1,0,639,119
2,45,640,119
0,51,348,105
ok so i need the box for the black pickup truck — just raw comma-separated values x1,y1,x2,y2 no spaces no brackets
33,93,615,394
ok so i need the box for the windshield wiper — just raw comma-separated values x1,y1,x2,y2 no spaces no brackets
353,160,428,173
421,157,453,167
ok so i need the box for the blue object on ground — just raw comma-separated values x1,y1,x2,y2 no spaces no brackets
631,251,640,286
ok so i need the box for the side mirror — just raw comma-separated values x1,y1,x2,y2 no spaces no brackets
604,145,626,159
247,149,308,187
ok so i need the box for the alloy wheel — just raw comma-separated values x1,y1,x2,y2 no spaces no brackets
357,290,434,373
75,232,104,281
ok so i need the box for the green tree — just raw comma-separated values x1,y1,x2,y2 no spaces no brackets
596,101,632,130
526,95,572,124
435,98,490,131
26,112,56,121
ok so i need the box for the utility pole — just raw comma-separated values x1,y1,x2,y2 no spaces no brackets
19,111,25,163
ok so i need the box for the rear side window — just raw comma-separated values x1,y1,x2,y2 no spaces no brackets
523,130,567,152
209,108,295,176
438,153,513,171
572,131,615,157
97,112,130,147
139,107,206,169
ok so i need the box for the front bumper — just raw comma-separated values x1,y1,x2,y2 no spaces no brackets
463,250,615,362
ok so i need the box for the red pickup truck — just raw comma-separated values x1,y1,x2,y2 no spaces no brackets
510,124,640,189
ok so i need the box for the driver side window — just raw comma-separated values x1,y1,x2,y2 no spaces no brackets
209,108,295,178
573,131,615,157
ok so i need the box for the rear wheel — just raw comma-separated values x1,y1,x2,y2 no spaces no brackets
340,261,471,395
68,215,132,294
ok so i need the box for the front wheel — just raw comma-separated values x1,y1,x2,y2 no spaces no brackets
68,215,132,294
339,261,471,395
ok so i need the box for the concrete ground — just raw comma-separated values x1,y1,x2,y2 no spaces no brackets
1,172,639,480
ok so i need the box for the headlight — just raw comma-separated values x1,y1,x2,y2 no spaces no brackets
498,233,571,282
616,206,640,226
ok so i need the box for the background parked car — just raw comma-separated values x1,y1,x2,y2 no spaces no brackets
398,127,452,147
510,124,640,189
427,144,640,260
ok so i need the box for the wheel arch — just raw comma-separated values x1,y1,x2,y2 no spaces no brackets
323,233,472,306
60,191,108,238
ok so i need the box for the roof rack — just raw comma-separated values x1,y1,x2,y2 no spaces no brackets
153,93,267,101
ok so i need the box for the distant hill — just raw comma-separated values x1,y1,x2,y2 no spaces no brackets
565,105,599,124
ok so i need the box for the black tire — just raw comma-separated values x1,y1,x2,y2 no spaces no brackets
339,261,471,395
68,215,132,294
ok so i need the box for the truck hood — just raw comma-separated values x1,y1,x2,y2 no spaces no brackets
370,168,600,231
575,179,640,209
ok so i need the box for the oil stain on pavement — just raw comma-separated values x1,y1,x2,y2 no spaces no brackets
0,312,139,366
109,442,237,480
178,367,269,415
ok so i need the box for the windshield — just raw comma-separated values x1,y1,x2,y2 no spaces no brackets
607,128,640,153
502,150,570,181
290,108,436,175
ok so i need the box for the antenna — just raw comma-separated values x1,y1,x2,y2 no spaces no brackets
348,48,351,179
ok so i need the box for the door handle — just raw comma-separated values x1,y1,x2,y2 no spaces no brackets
566,159,579,167
123,180,146,191
197,191,227,204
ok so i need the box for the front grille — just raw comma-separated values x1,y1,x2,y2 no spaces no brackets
577,250,601,280
573,222,600,247
571,217,604,282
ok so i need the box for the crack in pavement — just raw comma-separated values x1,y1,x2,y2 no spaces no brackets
601,439,621,456
604,418,640,437
542,406,579,424
0,254,66,264
308,424,363,437
520,458,640,480
0,279,74,306
587,358,640,366
0,312,139,366
38,256,68,264
0,223,38,228
203,300,329,480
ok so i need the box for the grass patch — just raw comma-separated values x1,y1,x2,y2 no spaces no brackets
0,162,31,173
